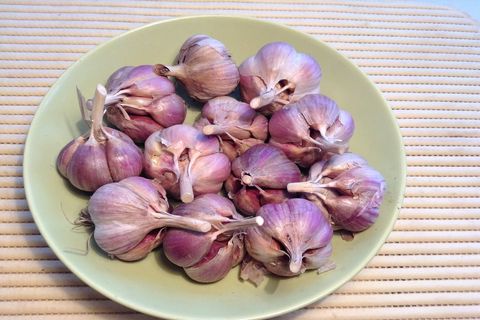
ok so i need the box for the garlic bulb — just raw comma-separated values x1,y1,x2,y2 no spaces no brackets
154,35,240,101
99,65,186,143
143,124,231,203
269,94,355,167
239,42,322,115
226,144,302,215
287,153,386,232
162,194,262,283
84,177,211,260
245,198,334,277
194,96,268,160
57,85,143,192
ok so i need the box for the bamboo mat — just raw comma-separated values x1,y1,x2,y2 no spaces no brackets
1,0,480,319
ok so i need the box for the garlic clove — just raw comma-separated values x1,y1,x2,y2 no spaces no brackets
269,138,322,168
184,236,244,283
57,136,85,178
105,66,135,94
126,75,176,98
295,94,339,135
183,241,233,283
103,128,143,182
190,153,231,196
115,229,164,262
268,105,310,145
66,138,113,192
162,228,214,267
106,107,163,144
148,94,186,128
231,187,262,216
231,144,302,189
250,114,268,140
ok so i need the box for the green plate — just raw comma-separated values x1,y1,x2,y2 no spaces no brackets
24,16,406,320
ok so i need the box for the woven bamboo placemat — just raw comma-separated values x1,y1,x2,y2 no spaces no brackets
1,1,479,319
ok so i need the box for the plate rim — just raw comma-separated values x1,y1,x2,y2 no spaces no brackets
23,15,407,320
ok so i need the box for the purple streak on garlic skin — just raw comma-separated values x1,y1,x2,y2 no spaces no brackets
57,85,143,192
87,177,211,260
154,35,240,101
239,42,321,115
268,94,355,167
245,198,333,277
143,124,228,203
287,153,386,232
231,144,301,189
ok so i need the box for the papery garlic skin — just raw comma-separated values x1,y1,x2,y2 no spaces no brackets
287,153,386,232
269,94,355,167
86,177,211,260
239,42,321,115
57,85,143,192
143,124,230,203
101,65,186,143
245,198,333,276
154,35,240,101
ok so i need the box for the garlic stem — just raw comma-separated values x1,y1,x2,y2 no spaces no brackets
179,171,194,203
91,84,107,142
153,64,187,79
214,216,264,237
241,173,254,186
289,251,303,274
250,89,275,109
152,211,211,233
287,181,325,194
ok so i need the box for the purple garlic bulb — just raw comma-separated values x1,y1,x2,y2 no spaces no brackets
245,198,334,277
226,144,302,215
84,177,211,261
287,153,386,232
57,85,143,192
154,35,240,101
194,96,268,161
143,124,231,203
162,194,263,283
239,42,322,115
269,94,355,167
99,64,186,143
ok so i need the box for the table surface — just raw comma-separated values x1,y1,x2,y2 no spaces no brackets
1,1,479,319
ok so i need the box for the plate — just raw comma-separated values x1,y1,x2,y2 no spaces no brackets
24,16,406,320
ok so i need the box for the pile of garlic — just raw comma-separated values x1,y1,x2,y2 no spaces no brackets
58,35,386,285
